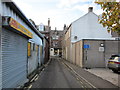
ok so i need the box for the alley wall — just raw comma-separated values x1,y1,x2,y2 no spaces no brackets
64,39,120,68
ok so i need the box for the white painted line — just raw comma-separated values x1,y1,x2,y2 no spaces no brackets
76,77,79,81
30,74,38,82
81,85,84,88
28,85,32,89
79,81,83,84
62,61,99,89
34,76,39,81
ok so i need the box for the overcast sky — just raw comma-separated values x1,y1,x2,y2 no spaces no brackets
14,0,103,30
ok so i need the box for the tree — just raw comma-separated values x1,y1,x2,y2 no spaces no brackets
95,0,120,34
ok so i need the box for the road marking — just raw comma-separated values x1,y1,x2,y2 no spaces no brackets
30,74,39,82
34,76,39,81
28,85,32,89
76,77,79,81
79,81,83,84
61,60,99,89
81,85,84,88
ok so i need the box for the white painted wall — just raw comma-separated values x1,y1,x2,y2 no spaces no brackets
71,12,113,43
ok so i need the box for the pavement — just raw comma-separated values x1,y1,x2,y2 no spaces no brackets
63,59,119,89
85,68,120,87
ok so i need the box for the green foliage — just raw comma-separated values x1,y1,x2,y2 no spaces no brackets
95,1,120,34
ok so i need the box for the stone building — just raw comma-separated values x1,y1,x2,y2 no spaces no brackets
37,18,51,63
50,28,63,56
62,7,119,68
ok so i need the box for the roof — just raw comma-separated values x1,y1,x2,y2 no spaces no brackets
72,12,98,24
65,11,98,34
3,1,44,39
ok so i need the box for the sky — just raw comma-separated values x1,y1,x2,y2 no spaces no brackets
13,0,103,30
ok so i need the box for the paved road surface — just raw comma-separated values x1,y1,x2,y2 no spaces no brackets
29,57,119,89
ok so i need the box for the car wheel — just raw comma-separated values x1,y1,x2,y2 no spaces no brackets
112,69,118,73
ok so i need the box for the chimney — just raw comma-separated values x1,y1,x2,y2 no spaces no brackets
63,24,66,30
48,18,50,27
88,7,93,12
55,27,57,31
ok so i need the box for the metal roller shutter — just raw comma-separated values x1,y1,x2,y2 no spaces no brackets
0,15,2,90
2,28,28,88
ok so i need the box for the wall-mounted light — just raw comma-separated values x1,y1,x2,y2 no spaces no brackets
100,43,104,47
74,36,77,40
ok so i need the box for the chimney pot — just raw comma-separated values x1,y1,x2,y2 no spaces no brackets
88,7,93,12
48,18,50,26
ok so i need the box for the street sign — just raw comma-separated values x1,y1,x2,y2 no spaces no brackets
84,45,90,49
99,47,104,52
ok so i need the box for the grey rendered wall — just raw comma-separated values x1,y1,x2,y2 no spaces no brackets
2,28,28,88
83,40,105,68
105,40,119,67
83,40,119,68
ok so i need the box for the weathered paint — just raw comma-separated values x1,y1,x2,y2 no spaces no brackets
9,18,33,38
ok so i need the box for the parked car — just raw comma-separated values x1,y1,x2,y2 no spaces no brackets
108,54,120,73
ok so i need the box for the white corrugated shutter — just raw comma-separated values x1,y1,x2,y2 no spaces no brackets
2,28,28,88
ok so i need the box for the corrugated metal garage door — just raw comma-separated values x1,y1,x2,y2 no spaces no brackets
2,28,28,88
0,14,2,90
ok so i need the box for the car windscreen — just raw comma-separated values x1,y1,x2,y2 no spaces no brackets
109,55,120,60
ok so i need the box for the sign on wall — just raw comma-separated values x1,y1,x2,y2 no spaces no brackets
28,42,31,57
9,18,33,38
84,44,90,49
99,47,104,52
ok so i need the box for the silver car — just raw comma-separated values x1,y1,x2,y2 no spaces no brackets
108,54,120,73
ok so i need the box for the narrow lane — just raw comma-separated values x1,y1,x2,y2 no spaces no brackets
29,57,118,89
31,57,93,88
62,59,119,89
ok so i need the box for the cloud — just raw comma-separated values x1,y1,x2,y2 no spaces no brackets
13,0,102,30
94,9,103,15
56,0,100,14
57,0,93,8
14,0,33,17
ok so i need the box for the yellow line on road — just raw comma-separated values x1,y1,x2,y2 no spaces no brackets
28,85,32,89
61,60,98,89
76,77,79,81
34,76,39,81
81,86,84,88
